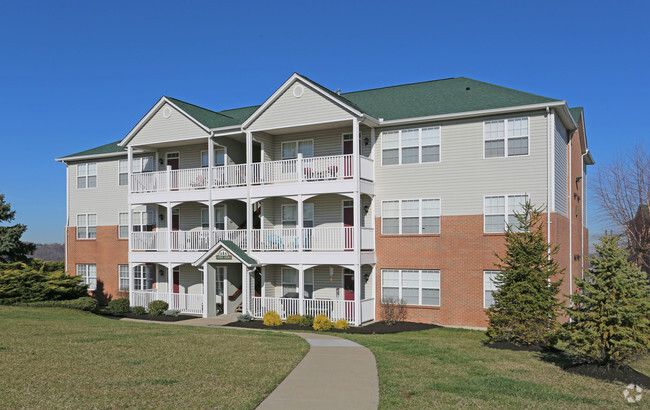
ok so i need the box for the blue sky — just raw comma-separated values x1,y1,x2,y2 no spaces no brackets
0,0,648,244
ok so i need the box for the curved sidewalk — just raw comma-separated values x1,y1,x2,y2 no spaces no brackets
258,332,379,409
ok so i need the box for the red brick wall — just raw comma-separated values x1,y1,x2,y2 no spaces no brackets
66,226,129,304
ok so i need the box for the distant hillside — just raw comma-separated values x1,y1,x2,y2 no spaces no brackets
30,243,64,261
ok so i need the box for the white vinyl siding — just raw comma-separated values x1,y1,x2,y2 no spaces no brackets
381,199,441,234
77,264,97,291
128,102,209,146
381,269,440,306
484,270,499,308
76,214,97,239
484,194,528,233
118,159,128,186
77,163,97,189
484,118,529,158
118,212,128,239
381,127,441,165
118,265,129,291
554,118,569,216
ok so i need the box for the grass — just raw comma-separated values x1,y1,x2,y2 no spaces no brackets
0,306,309,409
340,327,650,409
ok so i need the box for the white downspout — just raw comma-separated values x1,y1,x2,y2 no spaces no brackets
64,162,69,272
546,107,552,262
581,150,589,280
568,131,573,296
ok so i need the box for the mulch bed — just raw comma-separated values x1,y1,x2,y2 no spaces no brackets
224,320,440,334
565,363,650,389
100,312,198,322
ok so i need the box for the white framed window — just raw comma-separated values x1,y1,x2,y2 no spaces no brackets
484,194,528,233
118,212,128,239
484,118,529,158
132,156,154,173
381,127,441,165
132,210,154,232
118,265,129,291
77,264,97,291
77,163,97,189
381,269,440,306
484,270,500,308
118,159,128,186
281,267,313,298
201,148,226,167
381,199,441,234
281,204,313,228
76,214,97,239
133,265,152,291
282,140,314,159
201,206,226,230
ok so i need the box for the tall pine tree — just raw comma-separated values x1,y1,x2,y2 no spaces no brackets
562,233,650,365
486,201,563,347
0,194,36,262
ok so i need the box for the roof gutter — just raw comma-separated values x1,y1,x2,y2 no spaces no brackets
55,151,127,162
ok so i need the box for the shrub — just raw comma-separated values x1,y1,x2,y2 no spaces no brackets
132,306,146,315
62,297,98,312
380,297,407,326
286,314,302,325
0,260,88,304
148,300,169,316
107,298,130,314
299,314,314,327
263,310,282,326
313,314,332,331
163,309,180,317
333,319,350,330
237,313,254,322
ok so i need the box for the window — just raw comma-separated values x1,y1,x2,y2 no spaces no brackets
484,270,500,308
281,204,313,228
484,118,529,158
201,148,226,167
201,206,225,230
77,163,97,189
303,204,314,228
118,265,129,291
77,214,97,239
77,264,97,291
132,211,154,232
381,199,441,234
281,140,314,159
133,265,152,291
381,269,440,306
381,127,441,165
132,157,154,173
281,267,313,298
118,159,128,186
484,194,528,233
118,212,128,239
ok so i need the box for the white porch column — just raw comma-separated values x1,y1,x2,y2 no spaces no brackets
128,204,134,252
354,264,361,326
298,264,305,316
166,203,172,251
128,262,134,306
246,131,253,252
297,153,303,183
297,195,303,252
202,263,208,318
352,118,359,179
241,264,248,315
208,138,215,246
127,145,133,194
353,193,361,253
261,267,266,299
167,263,173,296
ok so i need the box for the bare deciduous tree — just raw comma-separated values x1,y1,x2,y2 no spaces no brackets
594,141,650,276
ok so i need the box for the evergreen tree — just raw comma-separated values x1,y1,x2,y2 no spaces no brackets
562,233,650,365
0,194,36,262
486,201,563,347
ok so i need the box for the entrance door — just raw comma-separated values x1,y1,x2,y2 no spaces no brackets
343,269,355,321
173,267,180,293
343,200,354,250
167,153,179,189
215,266,225,314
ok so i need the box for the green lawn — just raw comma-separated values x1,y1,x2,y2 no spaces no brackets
0,307,308,409
342,328,650,409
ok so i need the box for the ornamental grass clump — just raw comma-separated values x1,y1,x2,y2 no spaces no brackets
263,310,282,327
312,314,332,331
286,314,302,325
333,319,350,330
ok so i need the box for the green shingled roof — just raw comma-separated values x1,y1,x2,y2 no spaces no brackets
569,107,583,124
218,240,258,266
59,140,125,159
166,97,242,128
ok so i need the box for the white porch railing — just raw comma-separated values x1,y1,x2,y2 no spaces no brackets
131,231,168,251
360,156,374,181
249,297,358,322
212,229,247,249
250,159,298,185
212,164,247,188
131,230,246,251
251,228,299,251
302,154,353,181
361,298,375,323
170,168,209,191
131,171,167,193
361,227,375,250
131,290,203,315
170,230,210,251
251,227,358,251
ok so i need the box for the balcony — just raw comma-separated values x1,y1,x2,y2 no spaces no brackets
129,154,373,194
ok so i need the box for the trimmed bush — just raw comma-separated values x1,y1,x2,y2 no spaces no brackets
148,300,169,316
299,314,314,327
163,309,180,317
237,313,254,322
107,298,130,314
0,260,88,304
313,314,332,331
263,310,282,326
132,306,146,315
333,319,350,330
26,296,98,312
286,314,302,325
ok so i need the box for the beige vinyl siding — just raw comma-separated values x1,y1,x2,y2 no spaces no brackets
249,81,353,131
129,102,209,146
264,265,344,300
375,111,550,215
159,143,206,170
261,194,351,229
263,127,348,161
252,132,274,162
213,135,246,165
179,264,203,294
362,265,373,299
554,117,569,216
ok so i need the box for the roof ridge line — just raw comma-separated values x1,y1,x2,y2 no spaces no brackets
341,77,458,96
166,96,235,120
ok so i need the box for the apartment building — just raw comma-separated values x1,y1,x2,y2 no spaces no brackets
56,74,594,327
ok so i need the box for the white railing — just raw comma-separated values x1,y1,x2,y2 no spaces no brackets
303,227,354,251
250,159,298,185
360,156,374,181
212,164,247,188
170,168,209,191
131,171,167,193
302,154,352,181
131,231,167,251
132,230,246,251
131,290,203,315
251,228,299,251
361,298,375,323
170,230,210,251
249,297,357,322
361,227,375,250
212,229,247,249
